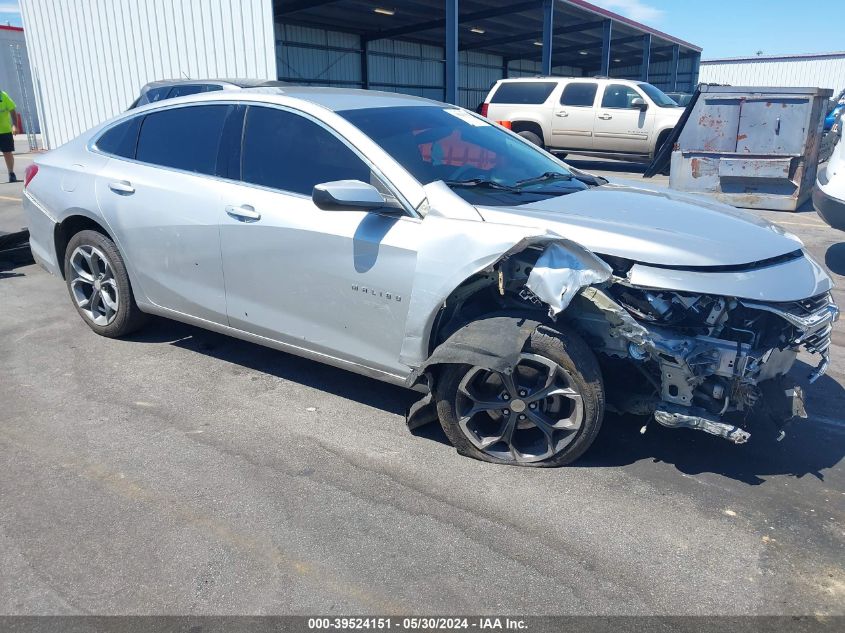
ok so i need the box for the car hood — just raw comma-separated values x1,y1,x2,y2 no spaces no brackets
476,182,803,267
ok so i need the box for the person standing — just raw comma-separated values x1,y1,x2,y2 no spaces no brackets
0,89,17,182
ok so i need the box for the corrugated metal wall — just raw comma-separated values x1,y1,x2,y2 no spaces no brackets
276,23,592,110
0,27,39,133
700,55,845,96
19,0,277,148
610,56,696,91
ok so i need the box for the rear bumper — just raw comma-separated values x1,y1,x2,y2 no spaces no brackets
22,190,61,276
813,180,845,231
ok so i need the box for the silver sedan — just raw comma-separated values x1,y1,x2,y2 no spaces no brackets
22,87,837,466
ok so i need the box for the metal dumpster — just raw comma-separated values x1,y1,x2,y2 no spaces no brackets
667,85,832,210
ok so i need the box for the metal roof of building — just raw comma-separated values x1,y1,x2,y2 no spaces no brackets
702,51,845,64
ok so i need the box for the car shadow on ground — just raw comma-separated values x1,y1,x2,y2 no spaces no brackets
125,316,415,418
128,318,844,485
825,242,845,275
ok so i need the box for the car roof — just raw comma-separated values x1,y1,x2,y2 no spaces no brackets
495,76,637,84
237,86,443,111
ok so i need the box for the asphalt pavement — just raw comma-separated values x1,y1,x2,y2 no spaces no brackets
1,152,843,616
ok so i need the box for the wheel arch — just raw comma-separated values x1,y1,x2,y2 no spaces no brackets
653,127,674,156
54,212,114,279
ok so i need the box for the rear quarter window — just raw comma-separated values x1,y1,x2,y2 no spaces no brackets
490,82,557,105
95,116,142,158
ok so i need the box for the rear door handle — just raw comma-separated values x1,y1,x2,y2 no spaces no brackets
226,204,261,222
555,111,569,117
108,180,135,195
598,113,613,120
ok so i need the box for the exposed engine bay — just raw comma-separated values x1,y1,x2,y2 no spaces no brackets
420,243,839,445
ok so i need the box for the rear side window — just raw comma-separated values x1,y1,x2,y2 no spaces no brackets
95,116,142,158
138,86,171,107
240,106,370,195
136,105,230,175
560,82,598,107
490,82,557,105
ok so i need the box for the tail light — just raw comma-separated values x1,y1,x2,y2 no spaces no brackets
480,102,489,117
24,164,38,188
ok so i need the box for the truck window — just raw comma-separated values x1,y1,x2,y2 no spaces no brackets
560,83,598,107
490,82,557,105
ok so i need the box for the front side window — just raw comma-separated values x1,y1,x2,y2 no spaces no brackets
490,82,557,105
638,82,680,108
601,84,644,109
95,116,142,158
560,82,598,107
240,106,371,195
339,106,587,206
135,105,230,175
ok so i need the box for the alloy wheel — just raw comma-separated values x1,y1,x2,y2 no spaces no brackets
69,245,120,326
455,353,585,464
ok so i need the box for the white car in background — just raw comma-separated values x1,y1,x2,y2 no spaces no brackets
482,77,683,161
814,114,845,230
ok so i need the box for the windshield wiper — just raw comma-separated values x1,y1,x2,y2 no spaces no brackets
444,178,523,193
515,171,573,188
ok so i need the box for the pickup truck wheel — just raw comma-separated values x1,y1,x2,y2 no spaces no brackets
64,229,147,338
517,130,544,149
434,327,604,467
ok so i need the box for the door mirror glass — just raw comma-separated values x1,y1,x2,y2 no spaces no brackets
631,97,648,111
312,180,403,212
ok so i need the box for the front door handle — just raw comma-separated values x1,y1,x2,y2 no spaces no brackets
226,204,261,222
597,113,613,120
108,180,135,195
555,111,569,117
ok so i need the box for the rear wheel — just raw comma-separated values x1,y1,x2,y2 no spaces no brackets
64,229,147,338
434,327,604,467
517,130,544,149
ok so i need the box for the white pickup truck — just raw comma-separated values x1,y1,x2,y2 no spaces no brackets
482,76,684,162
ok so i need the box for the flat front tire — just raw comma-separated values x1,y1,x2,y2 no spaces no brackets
64,229,147,338
434,327,604,467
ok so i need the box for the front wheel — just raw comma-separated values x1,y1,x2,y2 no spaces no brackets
434,327,604,467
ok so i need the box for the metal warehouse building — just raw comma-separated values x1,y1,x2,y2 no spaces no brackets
700,51,845,97
20,0,700,148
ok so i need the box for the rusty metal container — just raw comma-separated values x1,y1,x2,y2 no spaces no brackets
669,85,832,210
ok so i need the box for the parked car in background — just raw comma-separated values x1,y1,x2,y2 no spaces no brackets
481,77,684,162
665,91,694,107
824,89,845,132
815,115,845,229
128,78,288,109
22,88,836,467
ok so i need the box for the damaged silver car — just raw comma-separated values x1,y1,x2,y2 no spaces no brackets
22,88,838,467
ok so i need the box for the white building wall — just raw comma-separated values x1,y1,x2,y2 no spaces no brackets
700,54,845,97
19,0,277,148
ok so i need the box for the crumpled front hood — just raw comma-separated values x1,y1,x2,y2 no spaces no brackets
476,182,803,267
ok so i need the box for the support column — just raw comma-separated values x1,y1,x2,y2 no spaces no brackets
690,51,701,91
541,0,554,76
600,19,612,76
641,33,652,82
361,38,370,89
669,44,679,91
445,0,459,104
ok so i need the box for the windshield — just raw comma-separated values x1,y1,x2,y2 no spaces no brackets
638,83,679,108
339,105,586,205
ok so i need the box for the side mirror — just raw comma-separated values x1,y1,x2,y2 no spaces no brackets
631,97,648,111
312,180,403,212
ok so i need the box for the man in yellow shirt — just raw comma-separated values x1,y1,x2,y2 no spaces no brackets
0,90,18,182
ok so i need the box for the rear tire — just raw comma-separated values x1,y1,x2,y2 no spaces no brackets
517,130,544,149
64,229,147,338
434,326,604,467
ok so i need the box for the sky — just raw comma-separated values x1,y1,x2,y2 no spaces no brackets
592,0,839,58
0,1,838,60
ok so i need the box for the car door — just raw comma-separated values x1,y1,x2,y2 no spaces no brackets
593,83,652,154
94,103,239,324
550,81,598,151
219,104,419,376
